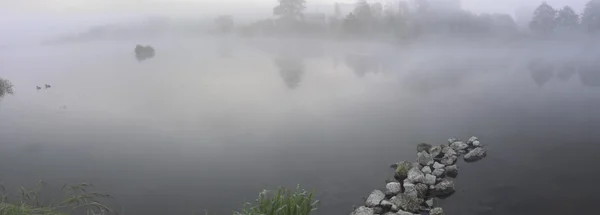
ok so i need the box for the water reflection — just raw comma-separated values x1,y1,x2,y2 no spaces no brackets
344,53,382,77
218,41,233,58
578,60,600,87
274,56,305,89
556,60,578,81
528,58,555,87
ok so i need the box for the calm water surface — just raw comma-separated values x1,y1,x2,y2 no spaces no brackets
1,38,599,215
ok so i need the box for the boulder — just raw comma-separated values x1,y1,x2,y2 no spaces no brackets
351,206,375,215
472,140,482,147
450,141,469,152
365,190,385,207
373,206,384,214
430,207,444,215
430,146,443,158
416,151,434,166
432,162,445,169
417,143,432,152
464,147,487,162
407,167,425,183
392,193,423,213
421,166,432,174
441,147,457,157
425,198,434,208
445,165,459,178
414,183,428,198
448,138,458,144
440,154,458,166
380,200,394,209
394,161,412,181
467,136,478,145
433,179,455,197
432,168,445,178
386,182,402,196
397,210,419,215
424,174,437,185
403,182,418,198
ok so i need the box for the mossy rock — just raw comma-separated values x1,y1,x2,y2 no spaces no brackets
394,161,412,181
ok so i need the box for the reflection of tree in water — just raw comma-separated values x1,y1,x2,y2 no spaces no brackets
528,58,555,86
218,41,233,58
578,60,600,87
274,56,305,89
0,78,14,98
556,60,578,81
345,53,382,77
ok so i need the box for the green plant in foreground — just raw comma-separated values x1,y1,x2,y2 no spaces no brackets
0,181,114,215
234,185,319,215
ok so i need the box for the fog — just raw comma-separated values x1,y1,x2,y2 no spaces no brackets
2,0,600,215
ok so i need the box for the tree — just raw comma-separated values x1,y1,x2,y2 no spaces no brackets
273,0,307,23
371,2,384,19
582,0,600,33
529,2,557,34
334,3,342,19
354,0,373,21
0,78,14,98
555,6,579,29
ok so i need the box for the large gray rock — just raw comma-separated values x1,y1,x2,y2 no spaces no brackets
397,210,419,215
385,182,402,196
429,146,442,158
448,138,458,144
467,136,478,144
373,206,384,214
407,167,425,183
392,193,423,213
365,190,385,207
464,147,487,162
351,206,375,215
433,162,445,169
433,179,455,196
380,199,394,208
421,166,432,174
417,151,434,166
424,174,437,185
450,141,469,152
440,154,458,166
425,198,434,208
472,140,482,147
430,207,444,215
441,147,457,157
445,165,459,178
414,183,428,198
417,143,432,152
403,182,418,198
394,161,412,181
432,168,445,178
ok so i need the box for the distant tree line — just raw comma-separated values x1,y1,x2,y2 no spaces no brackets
228,0,600,40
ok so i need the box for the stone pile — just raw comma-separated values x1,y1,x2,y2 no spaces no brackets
351,136,487,215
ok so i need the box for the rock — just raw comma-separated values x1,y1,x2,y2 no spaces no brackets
417,143,432,152
394,161,412,181
445,165,459,178
351,206,375,215
472,140,482,147
425,198,434,208
448,138,458,144
433,179,455,197
407,167,425,183
416,151,434,166
393,193,423,213
440,154,458,166
424,174,437,185
421,166,432,174
467,136,478,144
433,162,445,169
380,200,394,208
430,146,442,158
441,147,457,157
388,197,401,212
385,182,402,196
464,147,487,162
373,206,384,214
432,168,445,178
450,141,469,151
411,162,423,169
403,182,418,198
430,207,444,215
414,183,428,198
397,210,419,215
365,190,385,207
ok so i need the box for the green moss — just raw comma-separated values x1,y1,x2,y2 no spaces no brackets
394,161,412,180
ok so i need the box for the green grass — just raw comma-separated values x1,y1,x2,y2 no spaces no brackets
0,181,114,215
234,185,319,215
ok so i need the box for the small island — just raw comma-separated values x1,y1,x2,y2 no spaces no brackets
134,45,155,61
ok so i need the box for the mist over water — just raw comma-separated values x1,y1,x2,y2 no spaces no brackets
2,0,600,214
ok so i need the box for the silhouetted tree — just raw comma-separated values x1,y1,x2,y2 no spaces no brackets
529,2,557,34
582,0,600,33
0,78,14,98
334,3,342,19
214,15,234,34
273,0,306,23
371,2,384,19
354,0,373,21
555,6,579,29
